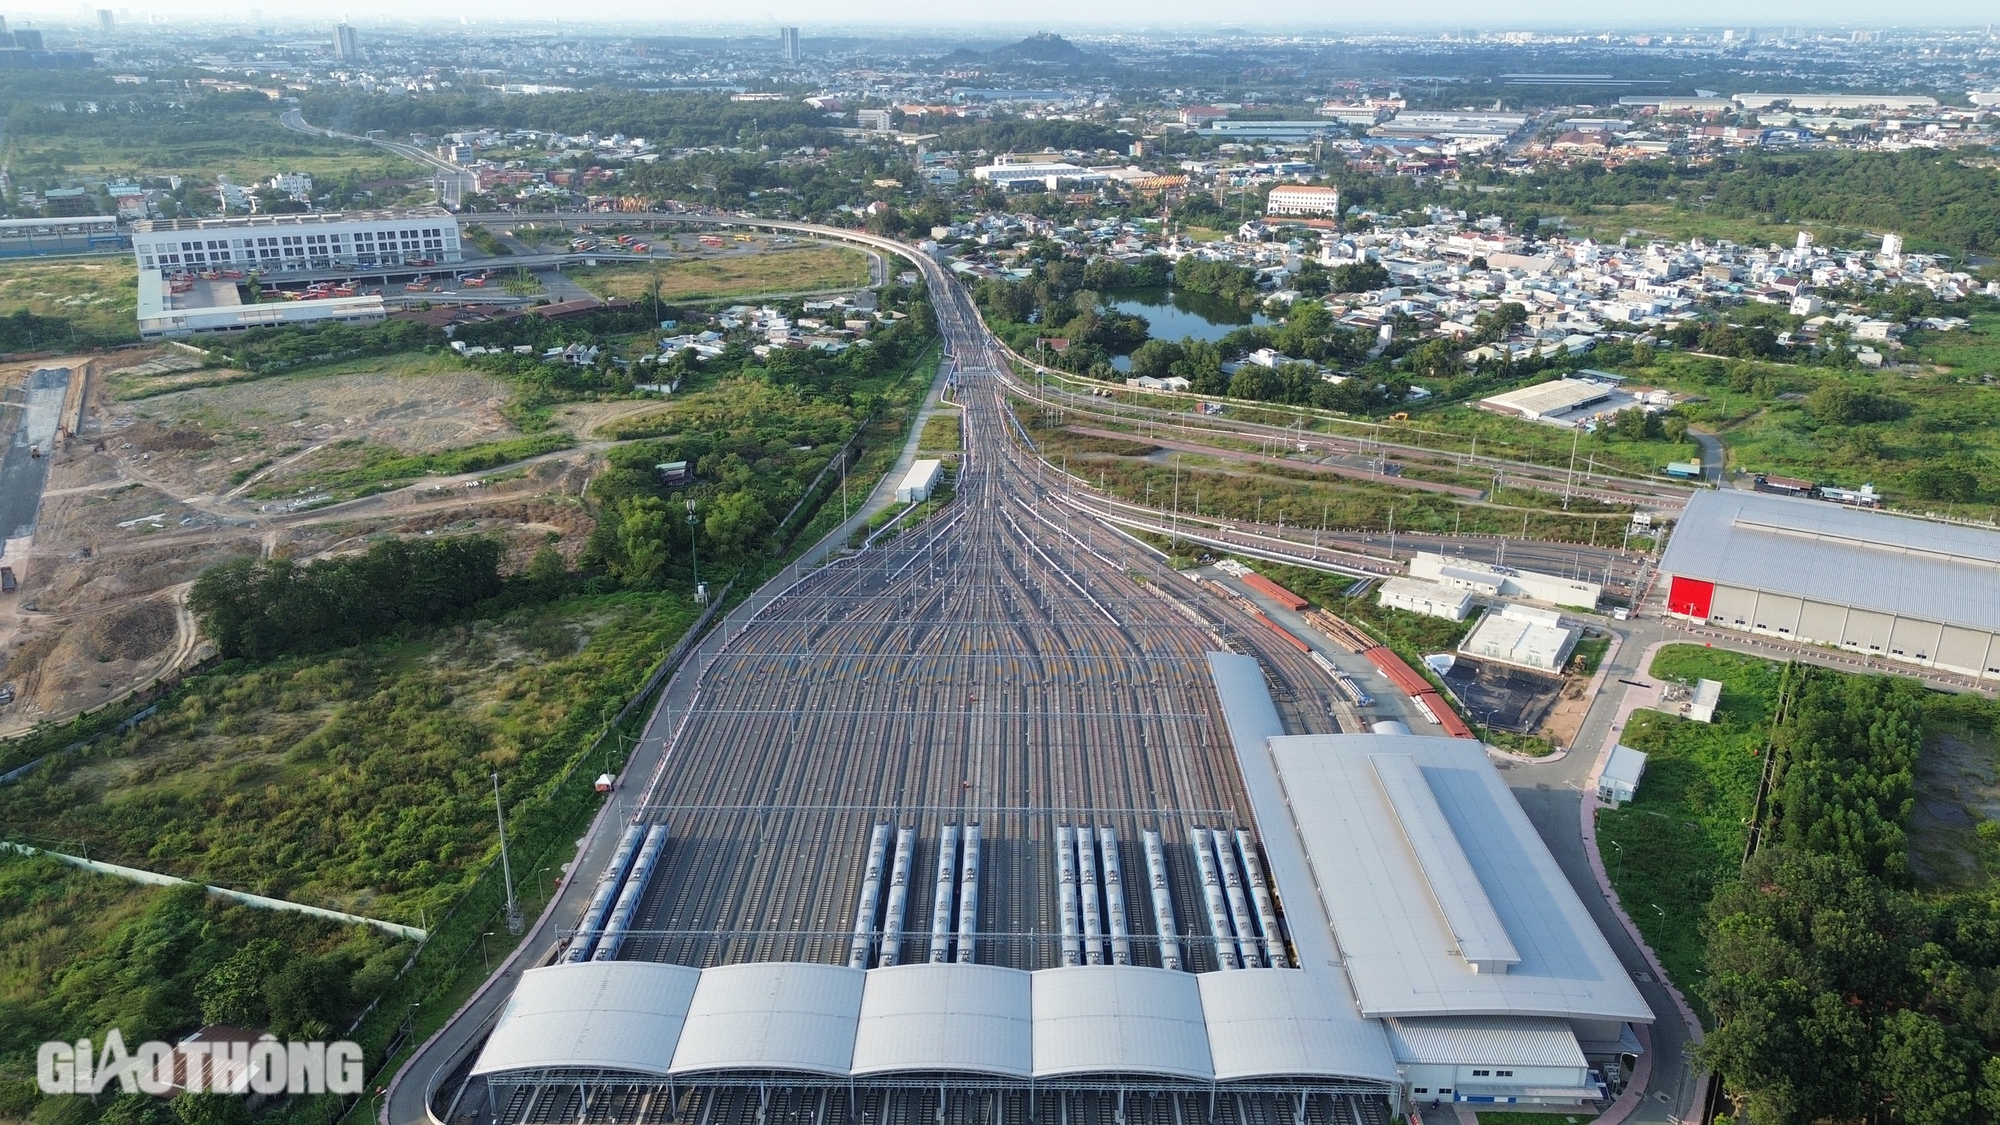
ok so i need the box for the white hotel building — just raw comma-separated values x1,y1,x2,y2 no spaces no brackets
129,207,462,273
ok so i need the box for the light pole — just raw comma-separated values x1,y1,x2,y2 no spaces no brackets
685,496,702,604
481,931,495,975
492,772,522,934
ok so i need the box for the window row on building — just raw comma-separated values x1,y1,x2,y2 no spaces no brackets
133,218,460,273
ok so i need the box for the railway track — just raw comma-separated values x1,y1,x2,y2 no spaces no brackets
468,243,1405,1125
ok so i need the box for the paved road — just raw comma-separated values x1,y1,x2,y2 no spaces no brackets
1688,429,1726,484
0,368,68,540
1497,610,1697,1125
281,109,473,206
532,268,597,305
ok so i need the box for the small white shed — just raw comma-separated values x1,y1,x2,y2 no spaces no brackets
1597,744,1647,807
895,459,943,503
1687,679,1722,724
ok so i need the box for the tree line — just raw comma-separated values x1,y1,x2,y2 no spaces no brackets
188,537,507,661
1464,148,2000,254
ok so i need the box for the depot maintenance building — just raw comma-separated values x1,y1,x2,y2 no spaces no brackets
1659,490,2000,682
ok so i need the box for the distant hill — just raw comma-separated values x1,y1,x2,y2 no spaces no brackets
995,32,1090,62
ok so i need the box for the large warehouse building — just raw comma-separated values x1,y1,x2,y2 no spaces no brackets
1659,490,2000,681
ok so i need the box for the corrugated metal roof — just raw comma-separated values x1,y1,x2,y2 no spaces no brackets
1029,966,1213,1081
1660,490,2000,629
1264,732,1652,1022
1199,971,1401,1083
1204,653,1398,1080
1384,1016,1587,1068
1600,745,1647,787
1369,754,1521,973
850,962,1032,1077
474,959,1407,1085
471,961,699,1077
670,963,865,1077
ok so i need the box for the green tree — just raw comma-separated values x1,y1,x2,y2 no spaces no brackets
173,1094,251,1125
1328,261,1389,294
1128,339,1185,380
613,497,672,587
265,956,350,1041
1907,461,1980,502
527,545,568,587
1293,260,1330,297
1804,383,1904,426
196,938,290,1027
1876,1009,1981,1125
1277,301,1334,361
704,489,774,556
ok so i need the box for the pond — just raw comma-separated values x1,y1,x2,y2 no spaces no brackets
1102,287,1272,371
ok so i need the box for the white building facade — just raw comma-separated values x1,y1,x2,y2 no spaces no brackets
1265,184,1341,219
131,208,461,274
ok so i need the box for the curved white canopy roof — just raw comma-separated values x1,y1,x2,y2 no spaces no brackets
471,961,698,1078
1030,965,1213,1081
850,962,1033,1078
1199,971,1400,1084
670,962,865,1077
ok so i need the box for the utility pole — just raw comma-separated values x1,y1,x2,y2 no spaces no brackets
493,772,522,935
1564,427,1580,511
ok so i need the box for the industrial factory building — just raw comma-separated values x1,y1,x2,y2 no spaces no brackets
1378,577,1473,621
1458,605,1577,673
1410,552,1602,609
1660,490,2000,681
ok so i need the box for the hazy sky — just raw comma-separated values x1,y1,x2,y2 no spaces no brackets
17,0,2000,30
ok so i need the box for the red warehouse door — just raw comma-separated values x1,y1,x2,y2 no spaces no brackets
1668,576,1715,620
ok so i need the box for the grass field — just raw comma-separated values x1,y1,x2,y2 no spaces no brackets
1473,1113,1594,1125
0,257,140,341
0,593,698,923
919,410,962,451
4,129,423,192
1909,310,2000,377
1398,400,1697,480
568,245,872,304
1597,645,1784,1028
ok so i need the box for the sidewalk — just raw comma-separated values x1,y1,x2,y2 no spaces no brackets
1577,639,1707,1087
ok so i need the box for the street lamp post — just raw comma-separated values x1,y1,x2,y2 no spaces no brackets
492,772,522,934
481,931,495,975
685,497,702,604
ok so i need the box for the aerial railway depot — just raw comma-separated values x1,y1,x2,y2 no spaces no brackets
426,240,1656,1125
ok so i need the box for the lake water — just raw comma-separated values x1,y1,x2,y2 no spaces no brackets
1103,287,1272,371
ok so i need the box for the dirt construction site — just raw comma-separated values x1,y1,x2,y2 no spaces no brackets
0,350,604,738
